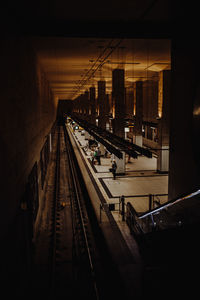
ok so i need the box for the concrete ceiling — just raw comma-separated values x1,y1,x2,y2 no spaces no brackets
5,0,172,101
7,0,170,22
34,37,171,100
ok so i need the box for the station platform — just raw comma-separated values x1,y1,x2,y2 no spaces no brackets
66,123,169,257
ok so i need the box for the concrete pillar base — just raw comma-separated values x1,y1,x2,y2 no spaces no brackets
112,152,125,174
135,135,143,147
157,145,169,173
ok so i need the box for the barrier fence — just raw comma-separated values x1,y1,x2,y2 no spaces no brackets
99,193,168,224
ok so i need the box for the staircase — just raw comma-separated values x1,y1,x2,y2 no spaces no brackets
126,189,200,298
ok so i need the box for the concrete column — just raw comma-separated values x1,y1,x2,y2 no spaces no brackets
134,81,143,146
77,96,81,114
143,80,158,121
83,90,89,119
125,87,134,141
112,69,125,138
98,80,106,129
157,145,169,172
112,152,126,174
135,135,143,147
79,94,84,116
168,40,200,200
89,86,96,125
126,86,134,119
157,70,171,173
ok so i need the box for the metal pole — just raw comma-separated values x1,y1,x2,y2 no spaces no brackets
121,195,125,221
100,204,102,223
149,194,152,210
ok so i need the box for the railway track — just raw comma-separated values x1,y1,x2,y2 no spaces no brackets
33,123,126,298
62,124,100,299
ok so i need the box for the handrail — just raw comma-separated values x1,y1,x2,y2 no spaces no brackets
125,188,200,236
138,188,200,219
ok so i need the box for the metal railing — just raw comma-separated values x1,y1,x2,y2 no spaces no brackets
100,189,200,235
126,189,200,235
99,193,167,224
99,198,122,223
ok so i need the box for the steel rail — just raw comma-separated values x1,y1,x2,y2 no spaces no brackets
63,125,99,300
50,125,60,290
139,189,200,219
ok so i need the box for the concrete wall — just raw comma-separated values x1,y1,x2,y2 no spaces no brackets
0,37,57,250
143,79,158,122
168,40,200,200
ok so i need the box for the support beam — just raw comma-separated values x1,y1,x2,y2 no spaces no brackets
157,70,170,173
89,86,96,125
98,80,107,129
112,69,125,138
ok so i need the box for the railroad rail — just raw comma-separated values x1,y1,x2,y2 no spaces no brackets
37,123,126,299
32,122,130,298
45,124,99,298
63,124,100,299
49,124,61,290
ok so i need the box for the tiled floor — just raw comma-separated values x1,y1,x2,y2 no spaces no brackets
73,128,168,213
70,126,169,252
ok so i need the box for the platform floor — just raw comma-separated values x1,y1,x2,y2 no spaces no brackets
69,126,169,254
73,129,168,208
